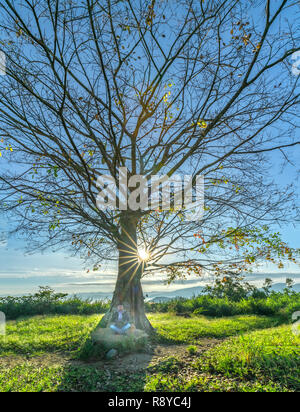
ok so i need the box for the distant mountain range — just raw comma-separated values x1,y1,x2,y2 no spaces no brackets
74,282,300,302
266,283,300,293
73,286,206,301
147,283,300,303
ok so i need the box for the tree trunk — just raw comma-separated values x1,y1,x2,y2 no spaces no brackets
99,213,154,334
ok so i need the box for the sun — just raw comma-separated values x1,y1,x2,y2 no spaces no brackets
138,248,150,262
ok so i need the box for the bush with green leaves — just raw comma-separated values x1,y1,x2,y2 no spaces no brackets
1,282,299,321
146,290,300,319
0,287,109,320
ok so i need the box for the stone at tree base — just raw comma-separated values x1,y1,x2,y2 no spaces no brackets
91,327,148,355
105,348,118,360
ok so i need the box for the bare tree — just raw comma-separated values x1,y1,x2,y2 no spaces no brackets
0,0,299,332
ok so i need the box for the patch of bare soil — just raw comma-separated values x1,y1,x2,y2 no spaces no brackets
74,338,221,372
0,353,70,368
0,338,220,373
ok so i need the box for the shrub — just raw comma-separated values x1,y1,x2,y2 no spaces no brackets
148,291,299,319
187,345,197,355
1,284,299,321
0,287,110,320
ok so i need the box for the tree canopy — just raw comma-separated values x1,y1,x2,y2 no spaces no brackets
0,1,300,330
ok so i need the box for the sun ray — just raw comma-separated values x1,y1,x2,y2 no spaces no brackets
118,249,139,257
128,262,142,283
117,240,138,254
118,226,138,248
118,256,140,267
119,258,142,279
116,226,151,280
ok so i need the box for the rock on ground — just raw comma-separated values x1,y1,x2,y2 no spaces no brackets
105,348,118,360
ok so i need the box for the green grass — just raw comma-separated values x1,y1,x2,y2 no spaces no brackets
195,324,300,391
0,314,101,356
143,371,288,392
0,313,277,357
0,313,298,392
148,313,280,343
0,365,146,392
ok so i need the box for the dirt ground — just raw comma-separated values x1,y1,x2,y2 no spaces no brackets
0,338,220,373
95,339,220,372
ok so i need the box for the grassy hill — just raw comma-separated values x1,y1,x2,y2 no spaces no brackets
0,313,299,392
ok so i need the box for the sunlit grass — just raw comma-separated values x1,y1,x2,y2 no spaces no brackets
148,313,280,343
0,313,298,392
0,315,102,356
195,324,300,391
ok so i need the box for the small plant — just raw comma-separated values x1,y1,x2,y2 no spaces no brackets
261,278,273,296
149,357,183,373
76,339,106,360
187,345,197,356
203,272,256,302
284,278,295,294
